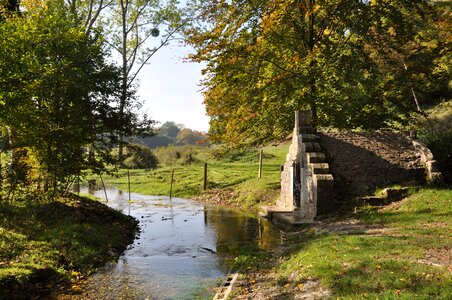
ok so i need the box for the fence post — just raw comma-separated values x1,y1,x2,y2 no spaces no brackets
77,175,80,196
203,163,208,191
169,169,175,199
127,170,131,202
99,174,108,202
258,149,263,179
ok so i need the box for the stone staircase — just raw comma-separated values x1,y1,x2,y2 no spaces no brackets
264,111,335,224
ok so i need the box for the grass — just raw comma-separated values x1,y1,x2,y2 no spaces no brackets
100,143,289,208
0,194,138,299
275,188,452,299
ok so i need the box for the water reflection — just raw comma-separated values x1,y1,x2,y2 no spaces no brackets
58,186,280,300
204,206,280,256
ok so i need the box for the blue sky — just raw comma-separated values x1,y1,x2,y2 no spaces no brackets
136,43,210,132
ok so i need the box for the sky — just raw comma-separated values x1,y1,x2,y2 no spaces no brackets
135,43,210,132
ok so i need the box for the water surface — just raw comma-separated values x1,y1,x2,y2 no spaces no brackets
59,187,280,299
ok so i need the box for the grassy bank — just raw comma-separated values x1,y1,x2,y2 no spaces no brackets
101,143,289,208
0,195,138,299
232,187,452,299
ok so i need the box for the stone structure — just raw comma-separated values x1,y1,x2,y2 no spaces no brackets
275,111,335,223
319,131,443,199
265,112,442,224
411,139,443,184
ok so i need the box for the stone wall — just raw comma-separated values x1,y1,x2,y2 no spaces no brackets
318,131,432,198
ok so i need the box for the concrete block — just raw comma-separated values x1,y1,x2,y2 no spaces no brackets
315,174,335,214
304,142,322,152
299,127,315,134
310,163,330,174
307,152,326,163
298,110,312,126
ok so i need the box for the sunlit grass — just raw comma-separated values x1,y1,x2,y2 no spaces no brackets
276,188,452,299
101,143,289,208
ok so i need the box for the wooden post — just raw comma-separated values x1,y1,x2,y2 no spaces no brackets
99,174,108,202
127,170,131,202
258,149,263,179
77,175,80,196
169,169,174,199
203,163,208,191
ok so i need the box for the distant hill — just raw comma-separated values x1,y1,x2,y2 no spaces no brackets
131,121,208,149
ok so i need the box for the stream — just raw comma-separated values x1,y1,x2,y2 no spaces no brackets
58,187,281,299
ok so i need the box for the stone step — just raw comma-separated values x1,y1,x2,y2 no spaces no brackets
314,174,335,214
303,142,322,152
310,163,330,174
301,134,320,143
307,152,326,163
314,174,334,182
381,187,410,200
356,196,387,206
357,188,411,206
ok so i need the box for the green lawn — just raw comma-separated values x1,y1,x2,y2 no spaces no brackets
275,188,452,299
101,143,289,207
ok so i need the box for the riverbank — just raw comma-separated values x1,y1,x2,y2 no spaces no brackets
0,194,138,299
94,138,452,298
101,143,289,209
101,164,451,298
230,187,452,299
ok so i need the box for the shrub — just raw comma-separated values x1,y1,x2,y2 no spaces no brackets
121,143,158,169
154,145,199,166
416,100,452,183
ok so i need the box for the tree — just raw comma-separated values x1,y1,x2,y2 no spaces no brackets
53,0,189,159
185,0,449,148
158,121,182,139
121,143,158,169
0,4,122,197
362,0,450,114
101,0,186,158
175,128,207,145
185,0,371,147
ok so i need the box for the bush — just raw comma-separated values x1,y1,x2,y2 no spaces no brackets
416,100,452,183
154,145,199,166
121,143,158,169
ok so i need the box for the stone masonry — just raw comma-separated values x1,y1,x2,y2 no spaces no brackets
319,131,443,198
276,111,335,222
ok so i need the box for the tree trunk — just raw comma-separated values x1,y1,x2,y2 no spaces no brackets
118,0,129,161
308,0,318,128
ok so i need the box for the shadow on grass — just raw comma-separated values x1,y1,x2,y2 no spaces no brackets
269,187,452,298
0,195,138,299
